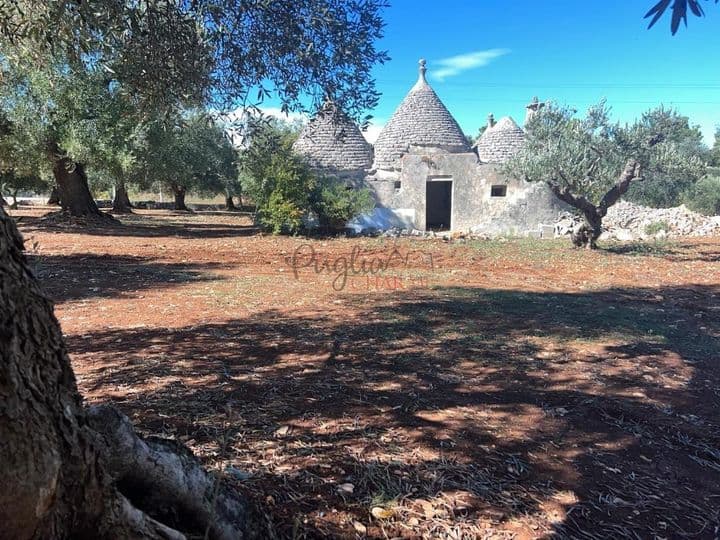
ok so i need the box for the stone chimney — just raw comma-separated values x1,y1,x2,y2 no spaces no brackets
487,113,496,129
412,58,428,91
525,96,544,125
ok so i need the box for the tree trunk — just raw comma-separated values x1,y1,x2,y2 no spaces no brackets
10,188,19,210
47,185,61,205
52,156,104,217
172,184,189,211
550,159,643,249
112,181,133,213
0,191,7,207
571,213,602,250
1,206,109,539
225,195,237,210
0,206,260,539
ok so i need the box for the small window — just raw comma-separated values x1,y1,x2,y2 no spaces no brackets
394,181,402,191
491,185,507,197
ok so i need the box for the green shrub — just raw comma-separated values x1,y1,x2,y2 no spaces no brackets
312,181,374,230
259,190,305,234
242,120,375,234
644,221,669,235
254,153,315,234
683,176,720,216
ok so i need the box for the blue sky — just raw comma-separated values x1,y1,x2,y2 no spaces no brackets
355,1,720,144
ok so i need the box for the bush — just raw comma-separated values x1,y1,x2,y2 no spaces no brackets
259,190,305,234
253,153,315,234
311,181,374,230
242,121,374,234
644,221,669,235
683,176,720,215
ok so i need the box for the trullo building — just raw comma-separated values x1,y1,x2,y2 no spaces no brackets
295,60,566,235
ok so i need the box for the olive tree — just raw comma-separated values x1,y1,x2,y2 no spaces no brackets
0,63,145,218
709,128,720,167
0,0,387,218
624,108,708,207
130,112,238,211
0,2,387,537
504,101,707,248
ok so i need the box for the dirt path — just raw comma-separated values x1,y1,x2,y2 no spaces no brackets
15,207,720,539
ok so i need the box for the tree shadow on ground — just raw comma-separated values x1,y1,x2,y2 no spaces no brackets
67,284,720,538
18,211,259,239
29,253,224,302
602,240,720,262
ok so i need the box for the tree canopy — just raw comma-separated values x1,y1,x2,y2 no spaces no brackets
129,111,239,210
710,128,720,167
0,0,389,119
624,108,708,207
0,0,388,218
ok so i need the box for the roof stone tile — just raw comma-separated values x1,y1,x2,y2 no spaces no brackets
293,104,373,172
475,116,525,163
373,60,470,170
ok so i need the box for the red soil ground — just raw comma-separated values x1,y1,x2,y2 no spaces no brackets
13,206,720,539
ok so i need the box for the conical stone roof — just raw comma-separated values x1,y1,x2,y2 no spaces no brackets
293,104,373,172
475,116,525,163
373,60,470,170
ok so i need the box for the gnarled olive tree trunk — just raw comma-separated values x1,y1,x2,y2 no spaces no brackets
171,183,189,211
9,187,19,209
0,207,259,539
549,159,643,249
112,181,133,213
52,156,102,217
47,186,61,206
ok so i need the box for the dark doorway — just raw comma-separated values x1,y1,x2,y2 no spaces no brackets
426,180,452,231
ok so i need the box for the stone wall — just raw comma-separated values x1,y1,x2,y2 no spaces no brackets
469,164,567,235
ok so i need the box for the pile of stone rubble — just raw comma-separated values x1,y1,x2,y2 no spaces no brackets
555,200,720,240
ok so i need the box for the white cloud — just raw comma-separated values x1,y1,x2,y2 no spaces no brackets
431,49,510,81
257,107,308,124
221,106,308,125
361,119,385,144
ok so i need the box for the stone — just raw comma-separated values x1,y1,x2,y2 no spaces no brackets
474,116,525,164
292,102,373,172
601,200,720,239
372,59,470,170
539,224,555,238
614,228,635,241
